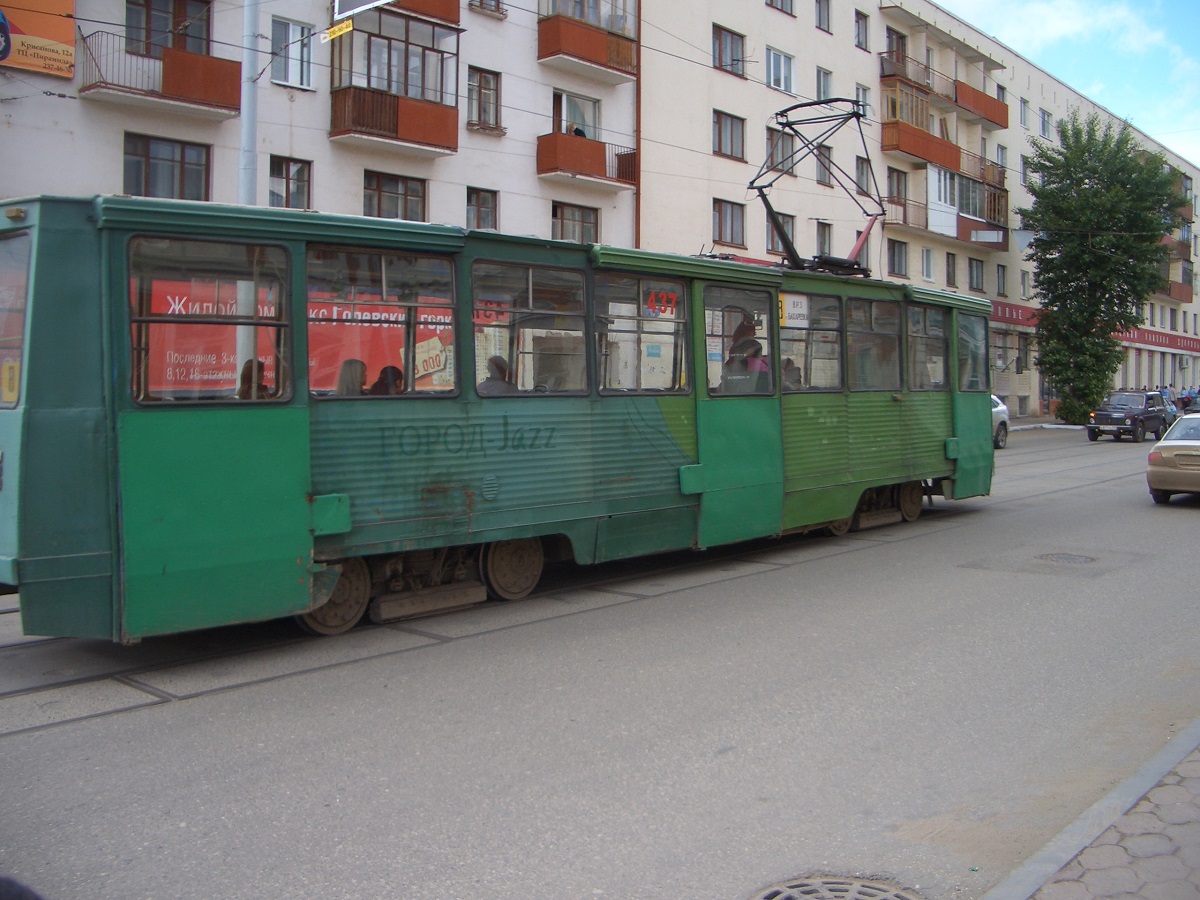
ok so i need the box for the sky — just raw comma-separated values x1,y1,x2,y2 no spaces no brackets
929,0,1200,166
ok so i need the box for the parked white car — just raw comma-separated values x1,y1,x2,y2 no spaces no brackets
991,395,1010,449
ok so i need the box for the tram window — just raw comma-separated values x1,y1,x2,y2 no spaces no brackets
906,304,948,391
846,298,901,391
779,293,841,392
0,232,31,409
957,313,989,391
128,238,290,404
704,285,774,396
307,247,456,397
595,274,688,393
472,262,586,395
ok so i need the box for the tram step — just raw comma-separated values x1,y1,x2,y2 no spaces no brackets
854,508,904,530
370,582,488,623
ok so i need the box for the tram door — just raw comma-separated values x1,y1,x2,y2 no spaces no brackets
115,238,315,639
687,284,784,548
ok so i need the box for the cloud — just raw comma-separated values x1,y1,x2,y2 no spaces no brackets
936,0,1165,56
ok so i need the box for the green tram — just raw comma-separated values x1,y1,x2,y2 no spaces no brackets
0,196,993,642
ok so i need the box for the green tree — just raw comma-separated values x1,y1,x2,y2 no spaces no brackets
1018,111,1186,424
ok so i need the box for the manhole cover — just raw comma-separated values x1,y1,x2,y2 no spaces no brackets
751,877,922,900
1035,553,1096,565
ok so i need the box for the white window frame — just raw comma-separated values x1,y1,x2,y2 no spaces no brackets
271,17,313,89
816,67,832,101
766,47,794,93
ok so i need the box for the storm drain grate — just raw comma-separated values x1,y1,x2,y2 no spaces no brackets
751,876,922,900
1034,553,1097,565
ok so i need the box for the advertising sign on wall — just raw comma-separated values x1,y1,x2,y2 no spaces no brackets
0,1,75,78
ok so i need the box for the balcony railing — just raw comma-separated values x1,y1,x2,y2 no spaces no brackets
78,30,239,113
539,0,638,39
879,51,955,103
538,13,637,82
954,80,1008,129
536,131,636,186
883,196,928,230
960,149,1006,188
881,121,961,171
330,87,458,154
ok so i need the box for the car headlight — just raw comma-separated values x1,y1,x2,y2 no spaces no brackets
1125,417,1132,425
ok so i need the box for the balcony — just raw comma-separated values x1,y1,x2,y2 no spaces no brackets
1165,280,1194,304
538,15,637,84
78,31,239,117
330,87,458,157
389,0,461,24
1162,234,1192,260
960,149,1006,188
884,196,928,230
881,121,961,170
955,81,1008,129
536,131,636,189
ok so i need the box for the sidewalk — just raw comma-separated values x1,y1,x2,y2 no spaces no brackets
980,699,1200,899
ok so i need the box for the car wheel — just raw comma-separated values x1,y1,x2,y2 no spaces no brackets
1150,489,1172,505
1132,421,1145,443
1087,428,1100,442
993,422,1008,449
1154,423,1164,440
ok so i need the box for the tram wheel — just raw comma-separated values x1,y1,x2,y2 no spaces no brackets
898,481,923,523
296,557,371,636
825,517,852,537
479,538,544,601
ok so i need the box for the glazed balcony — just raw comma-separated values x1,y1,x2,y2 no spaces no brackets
536,131,636,189
78,30,239,117
538,0,637,84
330,87,458,157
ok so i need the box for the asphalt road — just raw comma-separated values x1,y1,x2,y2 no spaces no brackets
2,427,1198,900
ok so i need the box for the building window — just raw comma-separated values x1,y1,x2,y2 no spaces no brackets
363,172,426,221
270,18,312,88
1021,155,1031,186
713,25,745,76
554,89,599,137
467,187,498,230
816,145,833,186
921,248,933,281
887,239,908,277
945,252,957,287
996,144,1007,169
1020,269,1031,299
1039,108,1053,139
996,264,1007,296
332,9,458,106
854,11,869,49
269,157,311,209
126,0,210,58
968,257,984,291
886,166,908,200
996,84,1006,103
766,48,794,93
552,202,598,243
713,111,746,159
815,0,831,32
123,134,210,200
713,199,745,246
816,67,833,101
855,83,871,117
767,0,794,12
467,67,501,129
855,156,871,194
816,221,832,256
1018,98,1029,127
471,0,505,12
767,127,796,172
768,213,795,255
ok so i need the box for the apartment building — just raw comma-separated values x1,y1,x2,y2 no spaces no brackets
3,0,1197,415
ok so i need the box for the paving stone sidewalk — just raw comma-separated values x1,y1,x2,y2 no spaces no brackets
1030,747,1200,899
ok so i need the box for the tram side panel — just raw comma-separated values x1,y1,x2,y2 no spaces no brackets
5,199,118,639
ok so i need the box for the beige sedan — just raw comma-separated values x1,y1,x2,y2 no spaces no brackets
1146,413,1200,504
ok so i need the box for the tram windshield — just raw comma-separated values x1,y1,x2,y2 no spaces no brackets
0,232,31,409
